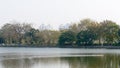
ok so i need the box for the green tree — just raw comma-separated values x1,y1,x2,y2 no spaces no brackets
118,29,120,44
76,30,96,45
100,20,119,44
24,28,43,45
58,31,76,46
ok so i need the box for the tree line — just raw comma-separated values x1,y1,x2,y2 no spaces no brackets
59,19,120,46
0,22,60,46
0,19,120,47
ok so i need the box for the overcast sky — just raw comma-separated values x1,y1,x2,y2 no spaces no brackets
0,0,120,29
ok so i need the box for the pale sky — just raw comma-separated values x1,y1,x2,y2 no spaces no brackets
0,0,120,29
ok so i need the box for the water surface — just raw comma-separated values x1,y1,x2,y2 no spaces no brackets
0,47,119,68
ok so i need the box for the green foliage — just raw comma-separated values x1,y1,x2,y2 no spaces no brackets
58,31,76,46
118,29,120,44
24,28,42,45
0,18,120,46
100,20,119,44
76,30,96,45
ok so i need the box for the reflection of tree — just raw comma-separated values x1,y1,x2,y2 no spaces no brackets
1,54,120,68
1,57,69,68
103,54,120,68
2,58,33,68
64,56,104,68
32,58,69,68
63,54,120,68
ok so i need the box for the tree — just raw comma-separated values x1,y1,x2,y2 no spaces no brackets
76,30,97,45
48,30,60,46
24,28,44,45
118,29,120,44
58,31,76,46
78,18,95,31
1,22,32,44
1,23,15,44
100,20,119,44
39,24,51,46
68,23,79,33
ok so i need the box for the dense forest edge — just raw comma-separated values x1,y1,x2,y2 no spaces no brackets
0,18,120,48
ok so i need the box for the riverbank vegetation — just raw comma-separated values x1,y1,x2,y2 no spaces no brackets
0,18,120,47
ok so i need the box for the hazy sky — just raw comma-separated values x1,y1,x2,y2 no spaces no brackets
0,0,120,29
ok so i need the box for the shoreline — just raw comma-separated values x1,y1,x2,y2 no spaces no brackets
0,45,120,49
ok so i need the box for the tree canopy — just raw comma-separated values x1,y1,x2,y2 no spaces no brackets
58,31,76,46
0,19,120,47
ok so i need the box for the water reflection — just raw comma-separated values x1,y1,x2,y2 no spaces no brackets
0,54,120,68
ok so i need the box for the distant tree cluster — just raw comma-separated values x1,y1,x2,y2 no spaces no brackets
0,18,120,47
0,22,60,46
58,19,120,46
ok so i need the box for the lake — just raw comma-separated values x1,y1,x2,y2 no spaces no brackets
0,47,119,68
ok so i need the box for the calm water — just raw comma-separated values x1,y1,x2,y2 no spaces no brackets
0,48,120,68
